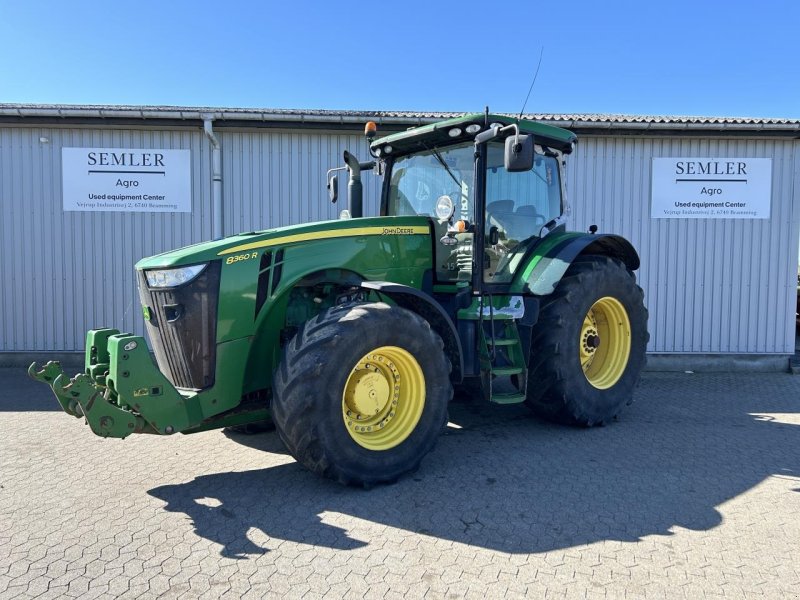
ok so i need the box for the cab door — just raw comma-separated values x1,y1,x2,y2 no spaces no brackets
482,142,564,287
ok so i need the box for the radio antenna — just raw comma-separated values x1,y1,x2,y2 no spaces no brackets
518,47,544,120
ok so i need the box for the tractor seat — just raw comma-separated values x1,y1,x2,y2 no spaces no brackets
488,200,544,240
486,200,516,236
514,204,546,226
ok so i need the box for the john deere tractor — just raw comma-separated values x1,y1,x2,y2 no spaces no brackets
30,113,648,486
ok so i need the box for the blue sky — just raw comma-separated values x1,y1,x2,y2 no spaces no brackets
1,0,798,118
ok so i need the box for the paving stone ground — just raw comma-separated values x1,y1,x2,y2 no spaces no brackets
1,367,798,599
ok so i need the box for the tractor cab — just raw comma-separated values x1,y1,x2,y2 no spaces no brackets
372,114,575,291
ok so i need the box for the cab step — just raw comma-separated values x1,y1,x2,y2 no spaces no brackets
491,366,525,376
491,392,527,405
478,316,528,405
489,338,517,346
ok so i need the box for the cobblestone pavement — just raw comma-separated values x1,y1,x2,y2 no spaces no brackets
1,368,799,599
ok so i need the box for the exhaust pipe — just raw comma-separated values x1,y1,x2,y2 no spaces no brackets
343,151,376,219
343,150,363,218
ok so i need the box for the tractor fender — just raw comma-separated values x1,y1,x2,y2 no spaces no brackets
358,281,464,384
522,233,640,296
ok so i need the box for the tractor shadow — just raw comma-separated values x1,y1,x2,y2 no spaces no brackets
148,373,800,557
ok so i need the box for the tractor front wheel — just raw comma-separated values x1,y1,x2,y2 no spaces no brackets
272,302,452,486
525,255,648,426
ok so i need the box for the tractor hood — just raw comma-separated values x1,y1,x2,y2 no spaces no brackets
135,215,432,270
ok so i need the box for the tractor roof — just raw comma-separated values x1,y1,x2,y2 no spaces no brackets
370,113,577,155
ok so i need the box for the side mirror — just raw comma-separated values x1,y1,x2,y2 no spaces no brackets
504,134,534,172
327,174,338,203
489,225,500,245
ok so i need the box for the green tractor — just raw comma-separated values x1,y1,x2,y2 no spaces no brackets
30,113,648,486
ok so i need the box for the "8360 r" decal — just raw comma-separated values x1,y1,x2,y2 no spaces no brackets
225,252,259,265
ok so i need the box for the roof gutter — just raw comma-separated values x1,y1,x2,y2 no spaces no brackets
540,119,800,133
0,105,432,127
1,105,799,134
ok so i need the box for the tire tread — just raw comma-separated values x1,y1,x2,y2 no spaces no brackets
525,255,649,426
272,302,452,486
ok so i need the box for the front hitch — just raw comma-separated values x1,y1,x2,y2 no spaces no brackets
29,361,152,436
28,361,82,417
28,329,196,438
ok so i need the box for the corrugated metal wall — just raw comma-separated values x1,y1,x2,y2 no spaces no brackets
219,129,381,231
1,124,798,354
0,125,377,351
566,136,800,354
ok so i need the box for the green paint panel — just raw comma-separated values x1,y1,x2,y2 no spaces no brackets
509,232,585,294
135,215,432,269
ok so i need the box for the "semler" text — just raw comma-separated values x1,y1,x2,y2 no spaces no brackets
87,152,165,167
675,161,747,175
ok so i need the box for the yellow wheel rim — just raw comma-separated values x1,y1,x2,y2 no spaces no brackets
342,346,425,451
580,297,631,389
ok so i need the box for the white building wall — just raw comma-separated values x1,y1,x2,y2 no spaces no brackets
1,123,797,355
565,135,800,354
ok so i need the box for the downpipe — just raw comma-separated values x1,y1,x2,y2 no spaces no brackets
202,115,223,238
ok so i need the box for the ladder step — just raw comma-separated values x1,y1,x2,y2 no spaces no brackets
492,366,525,376
491,392,527,405
489,338,518,346
461,311,517,321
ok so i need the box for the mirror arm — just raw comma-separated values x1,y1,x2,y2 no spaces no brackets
474,124,502,145
326,166,347,204
326,166,347,178
500,123,520,138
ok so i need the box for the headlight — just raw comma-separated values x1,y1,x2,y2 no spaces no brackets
435,195,455,220
145,264,207,288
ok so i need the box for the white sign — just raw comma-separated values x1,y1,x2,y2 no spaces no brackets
62,148,191,212
651,157,772,219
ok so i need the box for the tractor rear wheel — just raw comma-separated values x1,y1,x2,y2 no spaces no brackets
525,255,648,426
272,302,452,486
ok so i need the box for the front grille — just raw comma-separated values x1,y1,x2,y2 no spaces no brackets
137,261,221,389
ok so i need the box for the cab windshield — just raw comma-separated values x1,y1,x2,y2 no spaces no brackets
386,142,474,222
